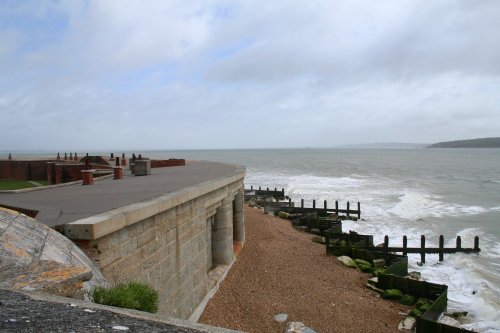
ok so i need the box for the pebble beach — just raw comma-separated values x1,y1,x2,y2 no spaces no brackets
200,205,409,333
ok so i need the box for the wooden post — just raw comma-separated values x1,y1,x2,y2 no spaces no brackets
403,235,407,256
259,186,261,191
384,235,389,253
313,200,316,209
474,236,480,252
288,198,292,208
274,187,277,192
251,185,253,190
456,236,462,249
324,200,327,210
357,202,361,219
57,153,60,160
8,153,12,160
335,201,339,215
301,199,304,208
347,201,350,217
267,187,269,192
439,235,444,261
421,235,426,264
282,188,285,197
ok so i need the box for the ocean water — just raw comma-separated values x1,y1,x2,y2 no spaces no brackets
4,148,500,331
147,148,500,332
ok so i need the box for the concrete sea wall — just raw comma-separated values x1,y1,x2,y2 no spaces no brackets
62,167,245,320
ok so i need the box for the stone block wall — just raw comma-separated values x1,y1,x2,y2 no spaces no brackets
64,168,245,320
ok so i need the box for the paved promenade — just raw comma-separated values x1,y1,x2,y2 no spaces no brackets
0,161,239,227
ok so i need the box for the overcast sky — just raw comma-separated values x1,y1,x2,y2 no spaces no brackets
1,0,499,150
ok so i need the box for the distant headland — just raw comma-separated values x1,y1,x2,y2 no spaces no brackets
427,137,500,148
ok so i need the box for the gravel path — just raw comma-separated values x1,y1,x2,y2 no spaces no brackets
199,206,409,333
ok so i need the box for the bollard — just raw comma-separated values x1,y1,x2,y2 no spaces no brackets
74,153,78,161
347,201,350,217
70,152,73,160
358,202,361,219
301,199,304,208
8,153,12,160
121,154,127,166
115,157,120,166
113,166,123,180
57,153,60,161
81,170,94,185
64,153,68,160
313,200,316,209
456,236,462,249
384,235,389,253
403,235,408,256
335,201,339,215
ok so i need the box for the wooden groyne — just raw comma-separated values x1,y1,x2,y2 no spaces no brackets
244,186,361,219
369,235,481,264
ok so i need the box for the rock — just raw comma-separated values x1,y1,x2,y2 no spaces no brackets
354,259,371,267
0,208,107,299
278,211,290,219
409,308,422,317
445,311,468,319
365,283,384,294
372,259,386,268
439,315,461,327
416,298,432,312
284,322,316,333
399,294,416,306
293,226,308,232
358,264,374,273
398,316,416,331
368,277,378,285
310,228,321,235
406,271,423,281
337,256,357,268
311,236,325,244
275,313,288,322
382,289,403,300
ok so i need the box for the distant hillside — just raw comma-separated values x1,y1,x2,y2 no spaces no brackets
428,137,500,148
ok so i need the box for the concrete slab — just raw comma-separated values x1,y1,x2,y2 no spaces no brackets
0,161,244,228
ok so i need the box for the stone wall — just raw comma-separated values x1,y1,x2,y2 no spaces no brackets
63,167,245,320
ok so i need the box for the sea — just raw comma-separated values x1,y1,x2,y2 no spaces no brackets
4,148,500,332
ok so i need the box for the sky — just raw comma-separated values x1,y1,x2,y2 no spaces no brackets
1,0,499,150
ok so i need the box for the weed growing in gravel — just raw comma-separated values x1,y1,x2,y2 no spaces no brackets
89,281,158,313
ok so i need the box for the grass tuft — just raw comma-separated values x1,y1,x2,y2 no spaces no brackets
89,281,158,313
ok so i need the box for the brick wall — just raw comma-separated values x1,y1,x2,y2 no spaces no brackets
0,160,50,180
150,159,186,168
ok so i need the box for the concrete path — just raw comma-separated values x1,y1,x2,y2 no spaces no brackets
0,161,240,227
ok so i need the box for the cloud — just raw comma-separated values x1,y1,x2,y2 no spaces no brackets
0,0,499,150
